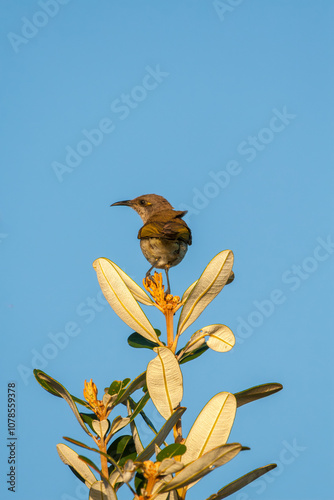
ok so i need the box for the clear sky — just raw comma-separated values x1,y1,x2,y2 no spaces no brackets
1,1,333,499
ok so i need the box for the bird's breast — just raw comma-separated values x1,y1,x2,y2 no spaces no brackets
140,237,188,269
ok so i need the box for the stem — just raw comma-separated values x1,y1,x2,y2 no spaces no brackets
99,438,109,479
165,309,174,348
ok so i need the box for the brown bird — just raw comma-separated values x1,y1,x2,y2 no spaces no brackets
111,194,192,293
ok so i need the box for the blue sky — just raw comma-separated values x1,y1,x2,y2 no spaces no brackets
1,1,333,499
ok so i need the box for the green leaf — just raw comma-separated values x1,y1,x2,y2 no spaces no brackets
108,380,122,396
178,344,209,364
235,383,283,408
115,371,146,405
128,393,150,422
80,412,98,433
128,332,160,350
205,463,277,500
134,471,146,495
63,436,100,453
136,407,186,462
177,250,234,335
34,369,88,407
107,435,137,467
157,443,187,461
34,371,92,436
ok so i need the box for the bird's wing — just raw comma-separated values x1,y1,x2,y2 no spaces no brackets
138,220,192,245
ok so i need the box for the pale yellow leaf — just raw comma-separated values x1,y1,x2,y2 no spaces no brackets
93,258,159,343
161,444,242,492
183,392,236,464
110,416,130,435
184,324,235,353
89,480,117,500
158,459,184,475
92,419,109,438
146,347,183,420
205,324,235,352
107,260,153,306
177,251,234,335
56,444,96,487
181,280,198,303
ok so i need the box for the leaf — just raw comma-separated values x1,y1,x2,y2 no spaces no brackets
178,344,209,364
106,260,154,306
128,393,150,422
136,407,186,462
63,436,100,453
205,463,277,499
80,412,98,433
146,347,183,419
35,371,92,436
183,392,236,464
79,456,102,476
158,459,184,475
157,444,187,462
93,258,160,343
89,479,117,500
116,371,146,405
128,332,161,350
107,435,137,467
128,401,144,455
34,369,88,407
160,443,242,492
110,416,131,435
57,444,96,487
177,250,234,335
92,420,109,438
181,280,198,303
195,325,235,353
235,383,283,408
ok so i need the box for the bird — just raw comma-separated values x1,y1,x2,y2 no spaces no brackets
110,194,192,294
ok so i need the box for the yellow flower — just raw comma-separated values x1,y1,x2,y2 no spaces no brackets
143,272,181,314
83,379,106,420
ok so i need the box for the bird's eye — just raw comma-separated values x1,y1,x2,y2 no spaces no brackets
139,200,146,206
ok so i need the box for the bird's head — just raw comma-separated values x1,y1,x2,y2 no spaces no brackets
111,194,173,223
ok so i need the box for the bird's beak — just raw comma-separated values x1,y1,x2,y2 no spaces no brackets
110,200,132,207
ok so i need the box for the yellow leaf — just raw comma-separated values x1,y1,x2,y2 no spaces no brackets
177,251,234,335
183,392,236,464
57,444,96,487
146,347,183,420
93,258,159,343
